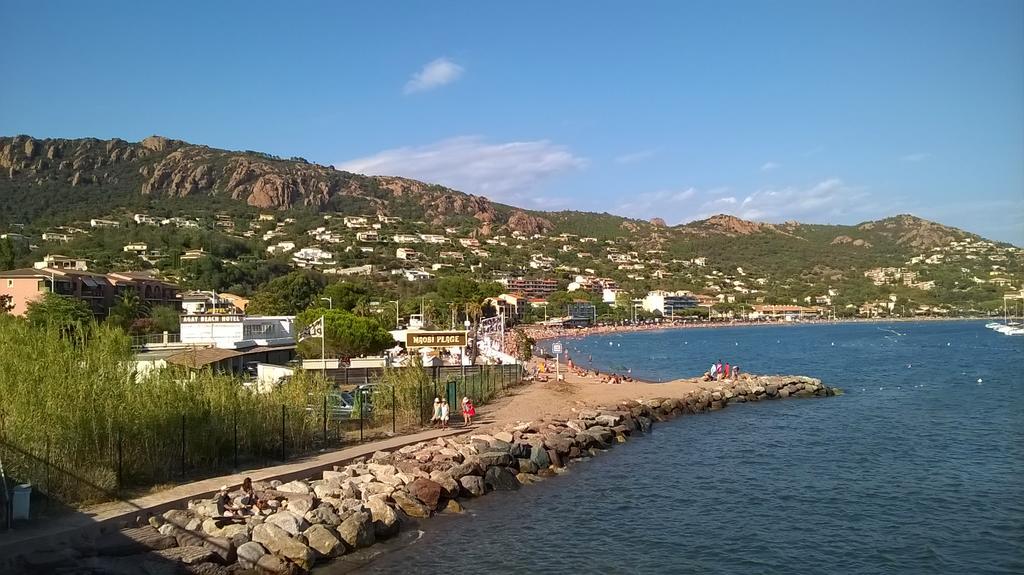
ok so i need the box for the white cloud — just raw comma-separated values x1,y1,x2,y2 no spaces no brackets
336,136,586,202
900,152,930,163
614,149,657,164
760,161,780,171
617,187,697,219
403,58,464,94
617,179,882,225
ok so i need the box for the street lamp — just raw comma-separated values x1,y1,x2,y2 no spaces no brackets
320,297,333,310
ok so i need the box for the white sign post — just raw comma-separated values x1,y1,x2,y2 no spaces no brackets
552,342,563,381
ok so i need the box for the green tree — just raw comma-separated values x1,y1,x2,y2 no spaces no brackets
106,290,147,330
320,281,372,312
0,238,15,270
296,308,394,359
0,294,13,314
247,270,327,315
25,293,95,337
150,305,181,333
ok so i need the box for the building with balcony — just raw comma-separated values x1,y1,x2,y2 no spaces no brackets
504,277,559,299
0,268,179,318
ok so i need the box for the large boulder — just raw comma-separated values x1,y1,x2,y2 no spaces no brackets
236,541,267,570
304,524,344,557
360,481,395,501
365,496,400,539
595,414,621,427
428,471,460,498
459,475,486,497
256,553,296,575
276,480,311,495
266,510,309,536
484,467,521,491
529,445,551,469
543,435,573,454
305,505,343,527
391,491,432,518
336,511,376,549
406,478,444,509
252,523,315,570
450,458,484,479
477,451,514,467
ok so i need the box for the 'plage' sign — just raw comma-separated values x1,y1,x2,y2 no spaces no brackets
406,331,468,348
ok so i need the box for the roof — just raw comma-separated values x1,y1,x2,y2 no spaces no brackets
165,347,241,369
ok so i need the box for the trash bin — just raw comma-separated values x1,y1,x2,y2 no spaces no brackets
12,484,31,520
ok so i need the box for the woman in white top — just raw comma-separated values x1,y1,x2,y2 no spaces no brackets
440,398,451,429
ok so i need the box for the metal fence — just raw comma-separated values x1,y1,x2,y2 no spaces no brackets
0,363,524,522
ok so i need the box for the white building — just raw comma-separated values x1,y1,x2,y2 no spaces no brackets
396,248,420,260
134,214,159,225
356,231,380,242
180,314,295,350
266,241,296,255
90,218,120,228
123,243,148,253
292,247,335,266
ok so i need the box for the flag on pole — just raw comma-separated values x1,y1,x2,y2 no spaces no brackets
298,316,324,341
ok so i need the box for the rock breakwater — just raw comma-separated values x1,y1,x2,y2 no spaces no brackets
12,375,838,575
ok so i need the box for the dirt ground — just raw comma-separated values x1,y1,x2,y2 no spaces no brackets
474,360,717,432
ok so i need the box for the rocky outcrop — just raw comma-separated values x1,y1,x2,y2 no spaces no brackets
505,210,554,235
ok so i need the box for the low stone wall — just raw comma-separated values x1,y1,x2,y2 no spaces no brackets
13,375,838,574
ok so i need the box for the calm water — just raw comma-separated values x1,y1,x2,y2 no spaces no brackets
328,321,1024,574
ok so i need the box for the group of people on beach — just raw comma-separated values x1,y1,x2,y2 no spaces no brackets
430,396,476,429
706,359,740,381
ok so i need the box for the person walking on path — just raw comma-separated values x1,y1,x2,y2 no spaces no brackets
430,397,442,427
461,396,476,426
440,398,451,429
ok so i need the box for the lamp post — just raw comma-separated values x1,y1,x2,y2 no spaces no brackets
320,297,333,310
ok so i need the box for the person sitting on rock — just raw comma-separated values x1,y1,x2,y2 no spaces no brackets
215,485,243,517
239,477,264,511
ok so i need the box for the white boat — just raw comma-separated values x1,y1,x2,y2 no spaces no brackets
1005,328,1024,336
986,322,1002,329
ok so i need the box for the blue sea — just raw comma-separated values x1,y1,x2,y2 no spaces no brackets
329,321,1024,574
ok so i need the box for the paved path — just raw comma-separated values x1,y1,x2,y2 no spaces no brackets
0,425,472,558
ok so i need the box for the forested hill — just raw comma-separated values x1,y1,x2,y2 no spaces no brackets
1,134,1019,314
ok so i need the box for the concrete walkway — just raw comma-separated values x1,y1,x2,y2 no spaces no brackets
0,425,472,558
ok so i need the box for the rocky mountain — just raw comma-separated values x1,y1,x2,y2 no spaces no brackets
0,135,553,235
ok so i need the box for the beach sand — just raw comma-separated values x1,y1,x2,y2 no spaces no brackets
473,359,716,433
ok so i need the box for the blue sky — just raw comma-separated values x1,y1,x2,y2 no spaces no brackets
2,0,1022,244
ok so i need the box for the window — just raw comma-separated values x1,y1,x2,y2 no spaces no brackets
6,280,12,288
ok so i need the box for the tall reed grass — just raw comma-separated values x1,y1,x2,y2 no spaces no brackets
0,315,329,504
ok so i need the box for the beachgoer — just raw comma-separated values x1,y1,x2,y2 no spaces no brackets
462,397,476,426
431,397,442,427
440,398,451,429
724,363,731,378
733,365,740,379
240,477,259,509
216,485,241,516
709,362,718,378
716,360,723,380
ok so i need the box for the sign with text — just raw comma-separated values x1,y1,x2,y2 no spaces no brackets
406,331,468,348
181,314,245,323
551,342,563,354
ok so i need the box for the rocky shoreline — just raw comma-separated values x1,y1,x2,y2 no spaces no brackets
12,375,839,575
